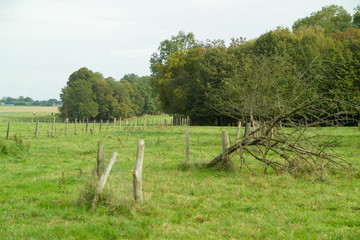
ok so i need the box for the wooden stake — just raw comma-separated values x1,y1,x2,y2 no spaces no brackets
133,140,145,203
236,121,242,142
222,131,230,153
6,121,10,140
74,118,77,135
244,123,251,138
34,120,39,137
65,118,68,136
186,129,190,165
51,117,55,137
97,140,105,178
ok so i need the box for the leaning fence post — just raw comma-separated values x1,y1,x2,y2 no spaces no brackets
97,140,105,178
186,129,190,165
35,120,39,137
6,121,10,140
133,140,145,203
92,152,118,208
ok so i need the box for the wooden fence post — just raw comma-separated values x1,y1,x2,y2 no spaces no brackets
99,120,103,133
65,118,68,136
222,131,230,153
35,120,39,137
86,118,89,134
133,140,145,203
222,131,231,165
186,129,190,165
236,121,242,142
244,123,251,138
6,121,10,140
119,118,122,131
113,118,116,131
51,117,55,137
74,118,77,135
97,140,105,178
92,152,118,207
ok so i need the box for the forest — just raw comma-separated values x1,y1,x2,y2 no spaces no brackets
60,5,360,125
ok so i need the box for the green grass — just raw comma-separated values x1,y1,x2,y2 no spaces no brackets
0,110,360,239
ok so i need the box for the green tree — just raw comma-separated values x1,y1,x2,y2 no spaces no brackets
150,31,196,110
354,5,360,28
292,5,353,34
60,79,98,120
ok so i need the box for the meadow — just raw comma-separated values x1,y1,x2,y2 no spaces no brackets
0,106,359,239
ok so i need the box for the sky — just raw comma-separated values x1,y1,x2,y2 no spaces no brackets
0,0,358,100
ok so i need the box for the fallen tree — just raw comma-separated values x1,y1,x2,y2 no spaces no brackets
202,99,355,174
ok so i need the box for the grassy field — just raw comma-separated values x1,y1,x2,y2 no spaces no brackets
0,108,360,239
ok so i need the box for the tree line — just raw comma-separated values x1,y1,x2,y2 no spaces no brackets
59,69,159,120
149,5,360,125
1,96,61,106
60,5,359,124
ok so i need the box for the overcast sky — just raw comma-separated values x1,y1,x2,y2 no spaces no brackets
0,0,358,100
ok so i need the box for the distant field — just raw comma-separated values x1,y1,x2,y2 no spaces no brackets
0,106,59,122
0,106,59,113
